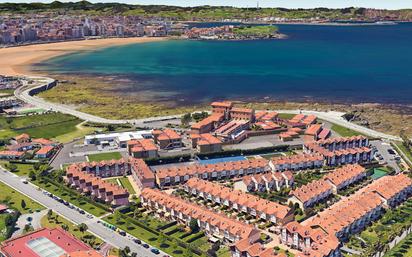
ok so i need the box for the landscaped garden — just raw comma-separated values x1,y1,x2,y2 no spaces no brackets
0,181,44,214
32,173,109,217
102,204,227,257
346,198,412,257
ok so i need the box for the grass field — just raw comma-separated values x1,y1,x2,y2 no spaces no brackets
331,123,365,137
394,142,412,164
0,113,84,140
277,113,296,120
0,214,8,242
106,177,136,194
88,152,123,162
0,181,44,214
41,211,103,248
55,122,102,143
0,162,35,177
33,179,108,217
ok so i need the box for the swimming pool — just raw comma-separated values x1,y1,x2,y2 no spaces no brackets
198,156,246,165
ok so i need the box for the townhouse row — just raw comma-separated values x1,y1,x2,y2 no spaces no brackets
65,165,129,206
68,157,155,191
288,164,366,210
183,178,294,225
155,158,270,188
140,188,260,244
237,171,294,192
303,173,412,241
281,221,341,257
269,153,325,172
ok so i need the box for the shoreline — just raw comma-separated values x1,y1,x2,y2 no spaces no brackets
0,37,167,76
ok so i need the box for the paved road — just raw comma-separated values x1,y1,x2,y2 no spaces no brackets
0,168,164,257
15,76,401,141
12,210,47,237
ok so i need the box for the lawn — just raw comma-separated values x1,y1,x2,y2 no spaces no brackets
41,211,103,249
0,181,44,214
88,152,123,162
393,142,412,165
54,122,102,144
120,177,136,194
0,161,35,177
331,124,365,137
33,179,108,217
0,113,84,140
277,113,296,120
106,177,136,195
0,214,7,241
260,152,284,160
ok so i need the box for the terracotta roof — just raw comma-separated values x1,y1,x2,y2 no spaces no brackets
290,179,333,204
128,139,157,152
323,164,365,188
185,177,291,220
14,133,30,141
141,188,259,240
305,124,322,136
155,129,181,141
0,150,24,157
211,101,233,108
36,145,55,155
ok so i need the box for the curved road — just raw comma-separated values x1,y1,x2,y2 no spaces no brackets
15,76,401,141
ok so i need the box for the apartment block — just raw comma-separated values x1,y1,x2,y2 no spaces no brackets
127,139,158,159
155,159,270,188
183,178,293,225
231,238,285,257
130,158,156,190
152,128,182,149
140,188,260,243
191,113,225,134
191,133,223,154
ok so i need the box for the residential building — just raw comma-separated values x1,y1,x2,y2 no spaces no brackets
255,111,278,122
214,120,249,142
269,153,324,172
289,114,317,126
191,133,223,154
152,128,182,149
191,113,225,134
0,228,92,257
211,101,233,120
34,145,55,159
230,107,255,122
13,133,30,144
0,150,24,160
65,165,129,206
280,221,341,257
323,164,366,193
183,178,294,225
155,158,270,188
304,136,372,166
237,171,294,192
140,188,261,243
127,139,158,159
303,173,412,241
231,238,285,257
130,158,155,190
288,179,334,210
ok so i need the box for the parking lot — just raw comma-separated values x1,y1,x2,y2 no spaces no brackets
370,140,401,173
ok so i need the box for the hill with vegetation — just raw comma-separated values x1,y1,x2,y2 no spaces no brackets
0,1,411,21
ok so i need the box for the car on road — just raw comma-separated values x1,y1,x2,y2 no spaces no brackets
133,239,141,244
142,243,149,248
150,248,160,254
387,149,396,155
21,179,28,184
118,230,126,236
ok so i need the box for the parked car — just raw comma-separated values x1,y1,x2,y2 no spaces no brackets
133,239,141,244
142,243,149,248
151,248,160,254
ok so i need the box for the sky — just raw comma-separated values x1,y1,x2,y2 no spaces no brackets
0,0,411,10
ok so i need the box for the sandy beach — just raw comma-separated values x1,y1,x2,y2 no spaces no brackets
0,37,166,76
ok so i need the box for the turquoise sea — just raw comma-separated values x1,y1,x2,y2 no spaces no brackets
39,23,412,106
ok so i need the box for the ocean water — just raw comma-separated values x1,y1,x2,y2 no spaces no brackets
40,23,412,106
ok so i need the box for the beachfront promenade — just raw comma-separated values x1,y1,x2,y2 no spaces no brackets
15,75,401,141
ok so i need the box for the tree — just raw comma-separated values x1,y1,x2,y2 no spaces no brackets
158,233,167,246
28,170,37,181
33,162,41,171
8,163,18,172
20,199,26,210
124,246,131,254
77,223,88,234
181,113,192,126
189,218,199,233
61,224,69,231
107,124,116,131
47,209,53,220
